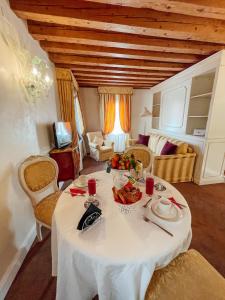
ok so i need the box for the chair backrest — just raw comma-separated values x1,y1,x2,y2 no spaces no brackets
125,146,153,172
19,155,59,207
86,131,103,144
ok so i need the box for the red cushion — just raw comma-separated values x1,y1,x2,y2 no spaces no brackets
138,134,150,146
161,141,177,155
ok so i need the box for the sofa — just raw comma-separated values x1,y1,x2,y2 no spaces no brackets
86,131,114,161
128,133,196,183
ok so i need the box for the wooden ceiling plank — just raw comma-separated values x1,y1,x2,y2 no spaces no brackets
75,75,161,82
79,83,152,89
77,78,161,84
56,64,176,76
73,72,167,80
82,0,225,21
40,41,201,63
49,53,187,71
77,81,153,87
10,0,225,44
28,23,223,55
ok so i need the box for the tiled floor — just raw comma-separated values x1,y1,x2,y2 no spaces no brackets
5,157,225,299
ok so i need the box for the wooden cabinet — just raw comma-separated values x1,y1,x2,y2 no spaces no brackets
150,50,225,185
152,92,161,129
49,146,80,183
161,82,190,134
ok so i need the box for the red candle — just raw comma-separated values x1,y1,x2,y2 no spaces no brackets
146,177,154,195
88,178,96,196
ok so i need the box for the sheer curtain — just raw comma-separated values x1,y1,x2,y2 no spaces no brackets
74,92,86,170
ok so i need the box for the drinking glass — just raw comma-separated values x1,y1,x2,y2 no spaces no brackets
84,178,99,208
146,176,154,196
88,178,96,196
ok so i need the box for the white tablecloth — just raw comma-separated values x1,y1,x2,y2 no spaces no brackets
52,171,192,300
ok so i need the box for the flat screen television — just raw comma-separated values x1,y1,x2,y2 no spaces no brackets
53,122,72,149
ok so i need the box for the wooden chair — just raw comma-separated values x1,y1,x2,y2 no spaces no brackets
145,249,225,300
19,155,61,241
125,146,153,172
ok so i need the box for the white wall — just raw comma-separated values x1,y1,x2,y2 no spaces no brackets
79,88,101,132
79,87,152,140
131,89,152,138
0,1,59,297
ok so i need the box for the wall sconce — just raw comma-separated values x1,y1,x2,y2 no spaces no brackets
22,56,53,102
0,13,53,102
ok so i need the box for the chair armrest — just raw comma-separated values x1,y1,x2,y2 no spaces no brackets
104,140,114,148
128,139,138,146
89,142,100,150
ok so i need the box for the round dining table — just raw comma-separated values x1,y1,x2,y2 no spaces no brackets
52,170,192,300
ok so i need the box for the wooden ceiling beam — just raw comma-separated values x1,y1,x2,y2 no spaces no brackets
49,53,186,71
77,77,158,82
79,83,151,89
72,72,167,80
40,41,201,63
56,64,176,76
77,81,153,87
10,0,225,44
76,77,161,84
82,0,225,21
28,23,223,56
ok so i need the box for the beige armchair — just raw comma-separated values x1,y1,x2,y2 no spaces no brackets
86,131,114,161
19,155,61,241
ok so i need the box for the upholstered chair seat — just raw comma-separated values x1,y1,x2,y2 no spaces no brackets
19,155,60,241
145,249,225,300
34,191,61,227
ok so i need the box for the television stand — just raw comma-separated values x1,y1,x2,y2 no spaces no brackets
49,145,80,183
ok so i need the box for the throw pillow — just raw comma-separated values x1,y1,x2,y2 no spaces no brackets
155,137,167,155
161,141,177,155
137,134,150,146
148,134,160,152
176,142,188,154
104,140,113,148
93,136,103,147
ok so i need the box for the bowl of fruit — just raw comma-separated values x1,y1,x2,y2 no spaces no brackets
112,181,142,214
108,153,137,173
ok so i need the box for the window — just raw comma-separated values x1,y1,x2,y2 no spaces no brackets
111,95,124,135
74,93,84,138
108,95,126,152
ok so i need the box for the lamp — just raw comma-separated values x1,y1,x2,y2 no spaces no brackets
22,56,53,101
140,107,152,135
0,14,53,102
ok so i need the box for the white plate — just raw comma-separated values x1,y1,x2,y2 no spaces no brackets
73,179,88,188
73,178,99,188
151,199,183,222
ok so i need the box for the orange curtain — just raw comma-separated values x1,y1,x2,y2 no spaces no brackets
102,94,116,134
119,94,131,133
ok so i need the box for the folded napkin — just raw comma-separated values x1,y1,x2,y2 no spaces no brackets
77,203,102,231
70,188,86,197
169,197,183,209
